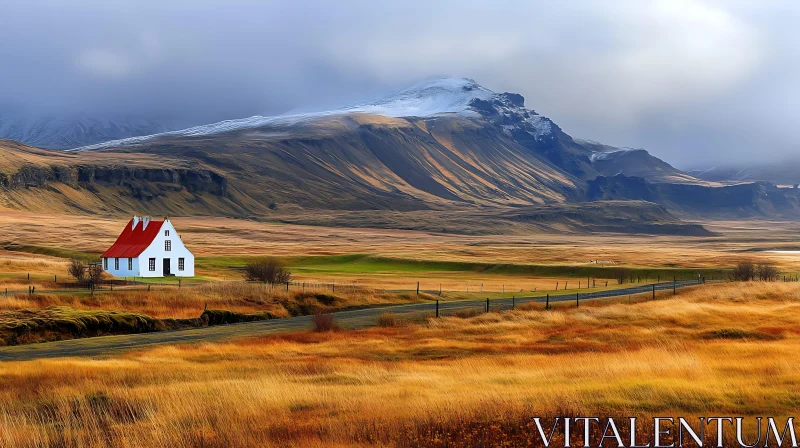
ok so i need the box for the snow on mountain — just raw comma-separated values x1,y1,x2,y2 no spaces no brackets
76,77,556,151
588,147,642,162
345,77,494,117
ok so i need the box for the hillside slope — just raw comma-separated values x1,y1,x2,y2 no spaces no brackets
0,77,790,231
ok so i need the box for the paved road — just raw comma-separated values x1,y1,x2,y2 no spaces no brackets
0,280,702,361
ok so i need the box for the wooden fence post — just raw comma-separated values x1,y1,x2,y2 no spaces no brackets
485,298,489,313
416,282,420,295
286,281,289,291
435,300,439,318
556,282,559,291
652,284,655,300
673,277,676,295
512,296,515,310
576,293,579,308
565,281,568,290
546,294,550,311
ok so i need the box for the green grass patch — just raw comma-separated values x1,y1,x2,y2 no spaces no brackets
196,254,729,280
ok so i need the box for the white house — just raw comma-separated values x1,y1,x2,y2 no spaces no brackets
101,216,195,278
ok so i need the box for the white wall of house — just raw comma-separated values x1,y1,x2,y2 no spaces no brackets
102,256,141,278
137,220,195,277
103,219,195,278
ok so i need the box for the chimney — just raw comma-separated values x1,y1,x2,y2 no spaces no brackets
143,216,151,230
132,216,140,230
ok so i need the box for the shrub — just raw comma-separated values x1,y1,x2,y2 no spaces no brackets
377,313,397,327
312,314,337,332
730,261,756,281
243,257,292,284
67,259,86,282
87,263,104,285
757,262,780,282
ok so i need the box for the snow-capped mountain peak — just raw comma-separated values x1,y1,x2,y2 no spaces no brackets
345,77,494,117
75,77,555,151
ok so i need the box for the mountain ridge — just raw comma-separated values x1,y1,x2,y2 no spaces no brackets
1,77,796,231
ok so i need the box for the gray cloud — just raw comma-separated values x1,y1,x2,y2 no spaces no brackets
1,0,797,167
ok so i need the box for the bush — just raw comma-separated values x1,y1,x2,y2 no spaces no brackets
377,313,397,327
243,257,292,284
67,259,86,282
757,262,780,282
730,261,756,281
87,263,104,285
312,314,338,332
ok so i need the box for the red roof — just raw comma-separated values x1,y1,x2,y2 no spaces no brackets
102,219,165,258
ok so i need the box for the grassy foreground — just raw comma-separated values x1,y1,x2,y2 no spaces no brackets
0,282,798,446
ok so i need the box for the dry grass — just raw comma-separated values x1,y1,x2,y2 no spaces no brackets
3,210,800,273
0,282,798,446
0,282,417,319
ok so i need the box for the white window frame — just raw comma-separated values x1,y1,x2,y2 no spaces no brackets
103,258,108,270
178,258,185,271
165,240,172,251
149,258,156,271
165,230,170,236
114,258,119,270
128,258,133,270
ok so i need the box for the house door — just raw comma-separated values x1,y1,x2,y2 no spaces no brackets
163,258,171,276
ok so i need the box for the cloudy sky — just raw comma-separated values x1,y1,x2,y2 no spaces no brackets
1,0,798,167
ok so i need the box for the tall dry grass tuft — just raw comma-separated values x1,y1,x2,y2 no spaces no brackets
312,313,337,332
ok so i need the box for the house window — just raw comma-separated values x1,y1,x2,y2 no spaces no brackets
128,258,133,270
114,258,119,270
165,240,172,251
149,258,156,271
178,258,185,271
165,230,170,236
103,258,108,270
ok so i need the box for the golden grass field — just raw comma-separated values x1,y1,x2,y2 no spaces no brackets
1,210,800,446
3,210,800,268
0,282,797,447
1,210,799,289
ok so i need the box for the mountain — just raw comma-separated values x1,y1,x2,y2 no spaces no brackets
0,77,795,232
0,111,182,150
689,162,800,186
578,139,706,184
